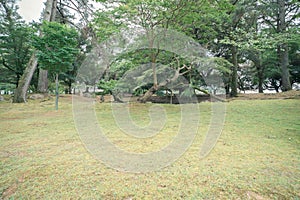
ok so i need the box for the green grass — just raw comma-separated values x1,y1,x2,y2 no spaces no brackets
0,96,299,199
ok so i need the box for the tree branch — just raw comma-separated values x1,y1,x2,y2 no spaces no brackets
1,58,17,73
262,16,276,31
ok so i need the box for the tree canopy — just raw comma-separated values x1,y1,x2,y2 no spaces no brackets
0,0,299,102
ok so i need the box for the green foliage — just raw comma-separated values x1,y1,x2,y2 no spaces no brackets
98,79,117,95
289,38,300,84
93,0,299,95
32,21,79,109
180,0,232,46
109,58,136,80
92,9,123,42
0,0,34,87
33,21,79,75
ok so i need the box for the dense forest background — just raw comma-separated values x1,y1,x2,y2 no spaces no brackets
0,0,299,103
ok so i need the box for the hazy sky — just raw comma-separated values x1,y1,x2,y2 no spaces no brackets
18,0,45,22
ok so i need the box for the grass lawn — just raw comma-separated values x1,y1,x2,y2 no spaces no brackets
0,96,299,199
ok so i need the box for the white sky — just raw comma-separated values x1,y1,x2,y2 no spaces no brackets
17,0,102,23
18,0,46,22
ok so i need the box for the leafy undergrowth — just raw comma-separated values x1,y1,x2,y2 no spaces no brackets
0,96,299,199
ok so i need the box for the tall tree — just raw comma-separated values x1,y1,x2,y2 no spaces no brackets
33,21,78,110
13,0,57,103
95,0,196,102
37,0,58,94
261,0,299,91
0,0,33,88
225,0,248,97
216,0,273,95
183,0,249,96
57,0,96,94
236,1,269,93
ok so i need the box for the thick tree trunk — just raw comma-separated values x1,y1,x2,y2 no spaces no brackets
37,69,48,93
13,53,38,103
138,85,158,103
138,70,181,103
230,46,238,97
252,17,264,93
50,0,57,21
279,44,291,91
278,0,291,91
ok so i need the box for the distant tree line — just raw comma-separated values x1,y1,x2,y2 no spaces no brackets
0,0,299,103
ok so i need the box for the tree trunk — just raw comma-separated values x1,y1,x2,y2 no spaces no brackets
255,53,264,93
37,69,48,93
225,84,230,95
230,46,238,97
278,0,291,91
138,70,181,103
138,85,158,103
139,28,159,102
257,65,264,93
68,81,72,94
151,55,158,88
13,53,38,103
50,0,57,21
55,73,59,110
279,43,291,91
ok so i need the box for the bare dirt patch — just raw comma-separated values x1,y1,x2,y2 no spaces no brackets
246,191,268,200
1,173,27,200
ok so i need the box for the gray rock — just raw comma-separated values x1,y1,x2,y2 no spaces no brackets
83,93,93,98
0,95,4,101
29,94,45,100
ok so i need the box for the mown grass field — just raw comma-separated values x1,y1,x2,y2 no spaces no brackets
0,95,299,199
